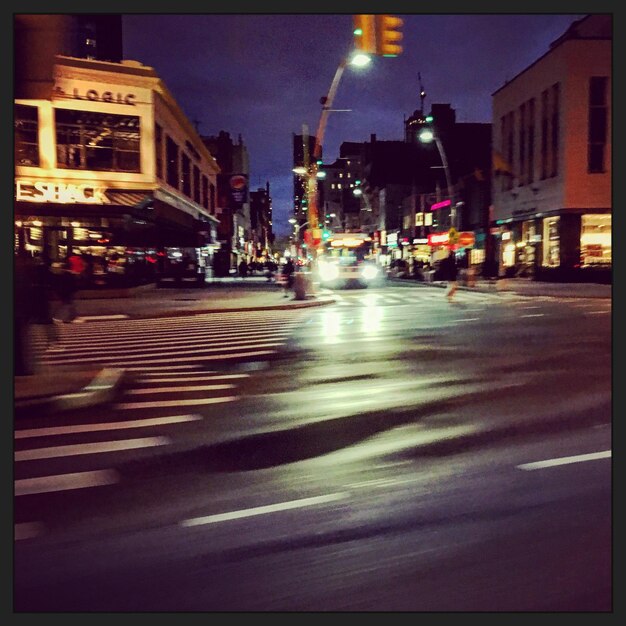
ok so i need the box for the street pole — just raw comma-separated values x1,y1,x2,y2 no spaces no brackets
306,57,349,259
433,135,455,230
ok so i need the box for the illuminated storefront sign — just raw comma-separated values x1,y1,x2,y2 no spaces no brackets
428,232,449,246
413,238,428,244
458,232,475,247
15,180,109,204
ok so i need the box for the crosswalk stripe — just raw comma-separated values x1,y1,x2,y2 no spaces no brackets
115,396,237,410
15,415,203,439
99,349,278,367
15,470,120,496
125,383,236,395
15,437,169,461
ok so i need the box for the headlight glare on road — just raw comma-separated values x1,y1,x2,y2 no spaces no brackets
319,262,340,281
361,264,378,280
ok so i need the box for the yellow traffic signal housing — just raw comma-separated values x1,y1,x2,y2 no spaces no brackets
353,14,376,54
375,14,403,57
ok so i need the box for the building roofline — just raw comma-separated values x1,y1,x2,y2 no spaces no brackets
491,15,610,97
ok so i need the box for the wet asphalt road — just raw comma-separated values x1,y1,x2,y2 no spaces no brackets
14,284,612,611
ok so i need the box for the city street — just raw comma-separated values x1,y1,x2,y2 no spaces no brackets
14,284,612,611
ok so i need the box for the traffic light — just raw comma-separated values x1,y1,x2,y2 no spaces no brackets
375,15,403,57
353,15,376,54
322,229,331,241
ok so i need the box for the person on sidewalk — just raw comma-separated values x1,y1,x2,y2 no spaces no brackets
32,255,63,351
444,250,458,301
53,262,78,323
281,258,295,297
238,259,248,279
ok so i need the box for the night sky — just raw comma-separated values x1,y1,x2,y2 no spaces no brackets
122,14,584,235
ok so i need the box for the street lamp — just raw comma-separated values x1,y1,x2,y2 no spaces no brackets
419,126,456,230
304,51,372,255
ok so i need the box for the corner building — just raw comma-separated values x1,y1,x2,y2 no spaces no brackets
14,55,220,282
491,14,611,281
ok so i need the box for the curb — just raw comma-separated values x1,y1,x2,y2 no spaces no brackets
14,368,128,418
77,296,336,321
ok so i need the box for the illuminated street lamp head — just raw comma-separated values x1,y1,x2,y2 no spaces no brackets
288,218,297,224
292,166,307,175
353,188,363,196
419,128,435,143
316,171,326,178
350,52,371,67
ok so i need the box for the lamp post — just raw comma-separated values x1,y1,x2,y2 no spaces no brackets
304,51,371,255
419,127,457,231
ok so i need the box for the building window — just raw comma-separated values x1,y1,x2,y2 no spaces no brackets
518,103,526,185
210,183,216,214
339,173,343,178
201,175,209,210
155,123,163,180
347,172,351,178
55,109,140,172
193,165,200,203
588,77,608,173
527,98,535,184
166,136,179,188
337,183,342,189
15,104,39,167
541,89,549,180
580,214,611,266
331,183,336,190
550,83,560,178
181,153,191,197
542,216,560,267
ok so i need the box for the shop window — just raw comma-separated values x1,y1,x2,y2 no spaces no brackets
580,214,611,266
15,104,39,167
55,109,140,172
542,216,560,267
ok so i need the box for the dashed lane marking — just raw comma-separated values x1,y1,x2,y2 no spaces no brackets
517,450,611,471
15,469,120,496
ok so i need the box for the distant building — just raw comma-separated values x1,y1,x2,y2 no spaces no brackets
292,132,318,238
491,14,611,280
201,131,251,275
250,182,274,261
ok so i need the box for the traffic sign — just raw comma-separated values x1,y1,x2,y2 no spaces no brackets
448,227,459,244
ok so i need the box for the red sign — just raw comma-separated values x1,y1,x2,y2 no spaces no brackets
458,232,475,247
428,232,449,246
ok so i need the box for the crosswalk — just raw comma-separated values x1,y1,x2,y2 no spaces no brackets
324,288,525,306
15,309,307,539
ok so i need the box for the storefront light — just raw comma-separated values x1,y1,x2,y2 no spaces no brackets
32,220,43,227
15,220,23,228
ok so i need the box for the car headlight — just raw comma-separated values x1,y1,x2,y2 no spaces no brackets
360,264,378,280
319,262,340,281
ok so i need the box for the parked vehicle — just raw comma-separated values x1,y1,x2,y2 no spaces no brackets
155,247,208,287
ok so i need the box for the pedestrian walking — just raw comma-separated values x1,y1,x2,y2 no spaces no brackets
53,263,79,323
32,256,62,351
444,250,458,301
281,257,295,297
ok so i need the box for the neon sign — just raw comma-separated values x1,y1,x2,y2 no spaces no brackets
431,199,451,211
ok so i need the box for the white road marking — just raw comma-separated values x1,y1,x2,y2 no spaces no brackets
517,450,611,471
586,311,610,315
15,437,169,461
15,469,120,496
73,314,129,322
125,383,235,395
15,522,45,540
15,415,202,439
181,492,349,527
46,342,284,365
454,318,480,322
105,350,277,367
124,364,201,371
138,374,250,383
115,396,237,410
520,313,545,318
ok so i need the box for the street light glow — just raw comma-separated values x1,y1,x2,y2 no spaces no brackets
419,128,435,143
350,53,371,67
292,166,307,175
288,218,297,224
316,171,326,178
